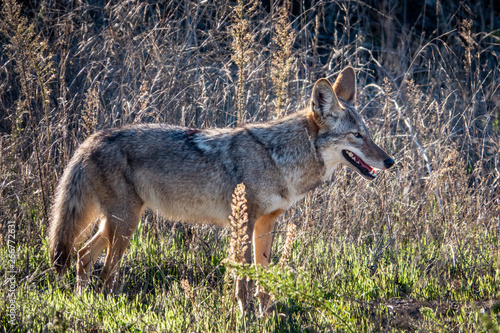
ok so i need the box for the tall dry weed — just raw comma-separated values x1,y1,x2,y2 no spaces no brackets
271,0,295,117
223,183,250,328
226,183,249,267
230,0,258,126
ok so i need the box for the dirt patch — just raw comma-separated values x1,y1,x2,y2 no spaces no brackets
364,298,500,331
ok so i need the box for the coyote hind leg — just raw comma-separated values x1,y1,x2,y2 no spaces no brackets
76,223,108,294
100,211,141,294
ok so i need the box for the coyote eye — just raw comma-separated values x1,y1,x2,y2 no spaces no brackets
353,132,363,139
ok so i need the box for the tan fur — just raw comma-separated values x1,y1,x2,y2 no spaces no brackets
253,209,283,313
48,66,394,314
305,110,320,135
332,66,356,103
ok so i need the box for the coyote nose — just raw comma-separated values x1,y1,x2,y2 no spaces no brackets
384,158,395,169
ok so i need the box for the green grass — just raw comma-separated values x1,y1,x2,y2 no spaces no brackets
2,220,499,332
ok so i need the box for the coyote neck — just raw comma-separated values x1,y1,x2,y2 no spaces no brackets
245,111,327,199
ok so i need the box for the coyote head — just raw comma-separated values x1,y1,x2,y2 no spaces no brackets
310,67,394,180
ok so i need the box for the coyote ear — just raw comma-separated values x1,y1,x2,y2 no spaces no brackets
333,66,356,104
311,78,341,123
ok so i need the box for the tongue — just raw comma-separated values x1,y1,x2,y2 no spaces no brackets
352,153,374,173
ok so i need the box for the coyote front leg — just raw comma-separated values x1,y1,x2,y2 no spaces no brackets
253,210,283,315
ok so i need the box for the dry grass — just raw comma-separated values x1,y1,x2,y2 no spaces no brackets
226,183,249,266
0,0,499,331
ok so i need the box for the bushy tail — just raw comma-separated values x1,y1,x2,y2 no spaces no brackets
49,160,95,275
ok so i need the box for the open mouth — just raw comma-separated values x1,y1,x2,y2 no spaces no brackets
342,150,377,179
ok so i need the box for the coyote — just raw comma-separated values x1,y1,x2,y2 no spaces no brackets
49,66,394,314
